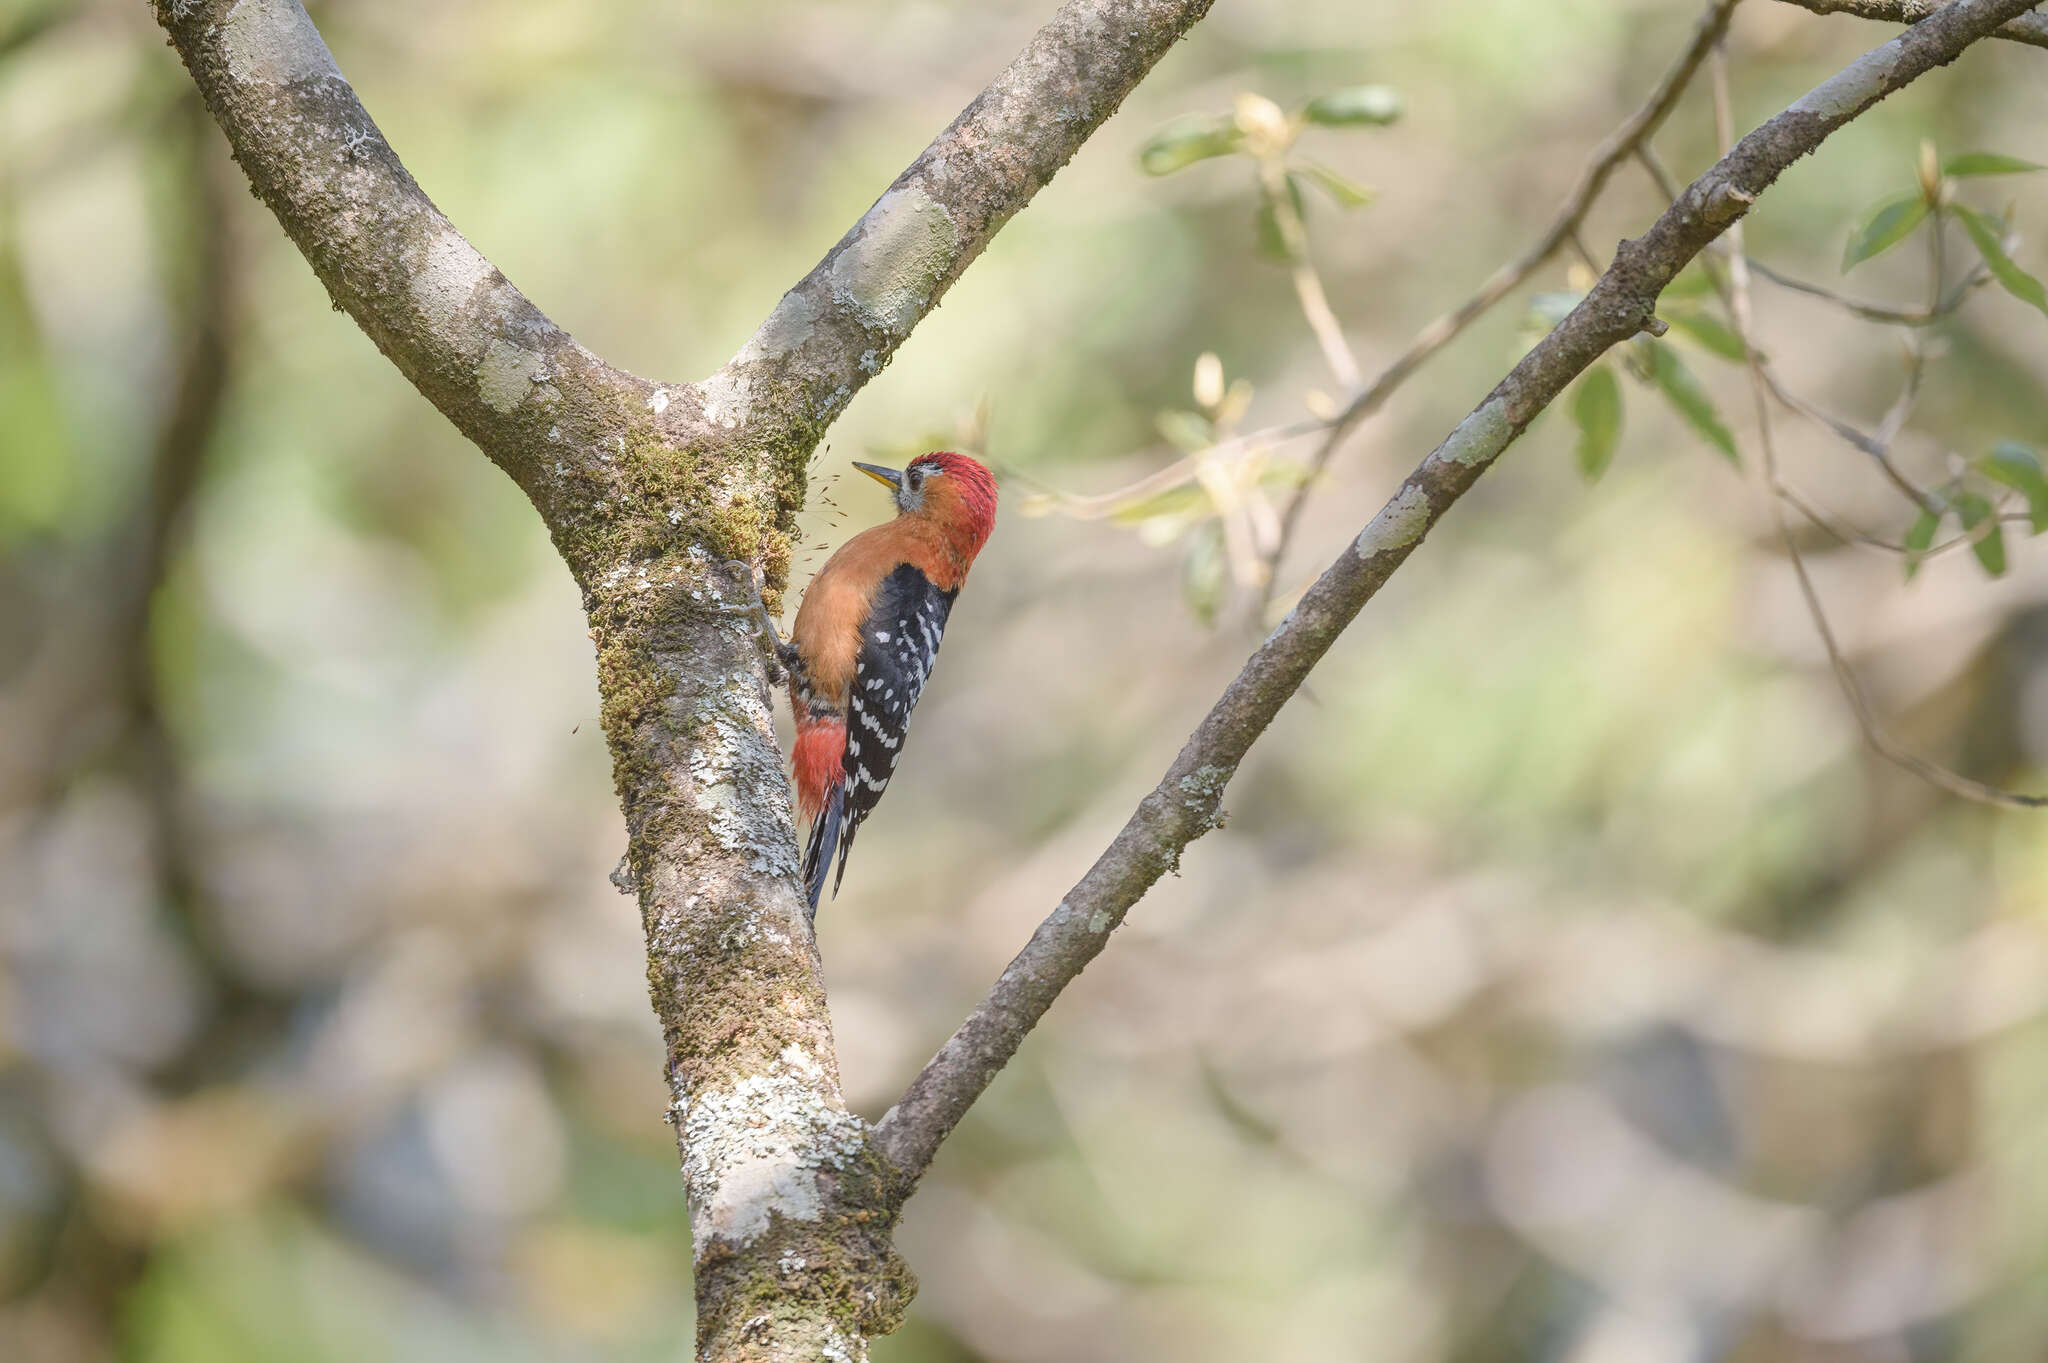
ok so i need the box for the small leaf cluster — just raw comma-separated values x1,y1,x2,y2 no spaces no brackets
1844,144,2045,317
1020,352,1308,626
1151,355,1303,625
1904,442,2048,580
1139,85,1400,264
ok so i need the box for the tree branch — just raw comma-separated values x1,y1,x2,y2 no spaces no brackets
710,0,1215,450
1257,0,1743,612
148,0,650,523
1772,0,2048,48
873,0,2047,1185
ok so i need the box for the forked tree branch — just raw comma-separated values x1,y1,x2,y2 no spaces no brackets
873,0,2048,1183
1773,0,2048,47
151,2,1222,1358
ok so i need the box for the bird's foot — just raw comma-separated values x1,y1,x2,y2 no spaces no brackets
720,560,793,685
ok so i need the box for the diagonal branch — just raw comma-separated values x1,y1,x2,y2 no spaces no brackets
872,0,2046,1185
149,0,648,515
1772,0,2048,47
712,0,1215,449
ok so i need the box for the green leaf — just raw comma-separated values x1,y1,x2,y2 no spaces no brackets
1843,194,1929,272
1300,86,1403,127
1253,173,1308,264
1299,160,1375,209
1108,483,1208,526
1182,521,1227,626
1980,440,2048,532
1620,336,1657,384
1956,490,2008,576
1571,366,1624,482
1661,309,1747,362
1138,115,1242,176
1155,409,1215,454
1953,202,2048,317
1903,505,1940,580
1648,341,1738,463
1942,152,2045,178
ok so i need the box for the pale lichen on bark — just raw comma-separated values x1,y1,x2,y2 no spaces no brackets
677,1049,868,1251
827,188,961,337
1354,485,1432,559
1436,395,1515,468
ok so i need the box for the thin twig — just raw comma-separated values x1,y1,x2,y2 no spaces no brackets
1754,360,1943,509
1255,0,1746,612
1259,157,1364,390
1713,45,2048,810
1747,256,1991,324
1755,391,2048,809
1010,418,1325,519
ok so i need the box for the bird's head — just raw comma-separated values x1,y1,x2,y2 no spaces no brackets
853,451,998,561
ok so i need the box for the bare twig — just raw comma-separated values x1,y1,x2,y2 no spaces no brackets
1258,156,1365,390
1256,0,1746,611
1749,374,2048,807
1772,0,2048,48
1011,416,1326,519
1747,256,1991,324
874,0,2048,1183
1714,45,2048,809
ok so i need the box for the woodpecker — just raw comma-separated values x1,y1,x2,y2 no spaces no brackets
777,452,997,915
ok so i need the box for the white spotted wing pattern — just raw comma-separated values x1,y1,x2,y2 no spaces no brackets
830,562,957,893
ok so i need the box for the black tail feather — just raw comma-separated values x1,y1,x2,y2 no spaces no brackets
832,820,859,900
801,786,844,919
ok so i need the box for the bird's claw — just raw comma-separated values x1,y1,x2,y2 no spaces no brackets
721,559,789,685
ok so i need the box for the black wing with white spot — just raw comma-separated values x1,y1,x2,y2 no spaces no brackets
833,562,956,891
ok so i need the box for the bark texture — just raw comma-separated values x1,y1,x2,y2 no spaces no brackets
1773,0,2048,47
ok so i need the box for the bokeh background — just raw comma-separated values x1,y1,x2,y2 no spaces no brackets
6,1,2048,1360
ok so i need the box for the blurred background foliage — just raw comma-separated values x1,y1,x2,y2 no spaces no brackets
5,1,2048,1360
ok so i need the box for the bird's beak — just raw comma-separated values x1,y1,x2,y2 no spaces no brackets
852,461,905,492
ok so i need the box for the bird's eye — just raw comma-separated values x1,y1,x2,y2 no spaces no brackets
908,467,926,490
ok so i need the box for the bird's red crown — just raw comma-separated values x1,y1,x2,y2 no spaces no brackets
908,451,998,564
